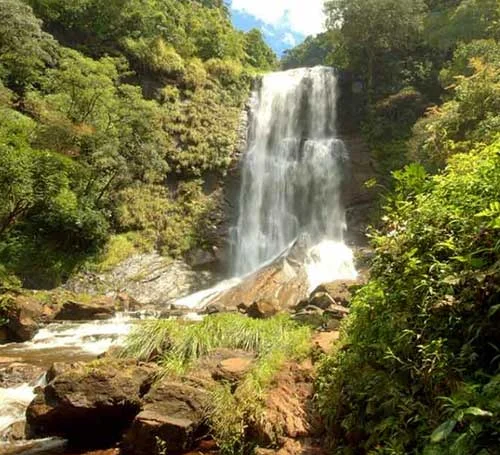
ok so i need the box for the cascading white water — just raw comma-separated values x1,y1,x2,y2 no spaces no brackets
232,66,356,284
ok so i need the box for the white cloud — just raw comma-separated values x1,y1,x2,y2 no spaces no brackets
231,0,325,36
282,32,297,46
260,25,275,37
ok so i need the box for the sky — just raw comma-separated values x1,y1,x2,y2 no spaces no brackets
228,0,326,56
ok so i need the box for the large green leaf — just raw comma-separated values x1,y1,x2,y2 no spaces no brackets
430,419,457,443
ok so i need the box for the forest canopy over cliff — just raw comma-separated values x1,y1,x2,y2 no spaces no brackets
280,0,500,453
0,0,276,288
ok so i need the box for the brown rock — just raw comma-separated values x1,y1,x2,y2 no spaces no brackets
26,360,157,448
2,420,26,441
2,294,44,342
0,362,45,388
122,380,209,455
204,239,310,313
247,299,280,319
249,362,317,445
311,279,361,308
312,331,340,354
0,327,9,343
54,297,116,321
214,357,253,382
194,349,255,383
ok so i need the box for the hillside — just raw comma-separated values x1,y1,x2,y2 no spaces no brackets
0,0,276,288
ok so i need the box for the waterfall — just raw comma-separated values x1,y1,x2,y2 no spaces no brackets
232,66,354,283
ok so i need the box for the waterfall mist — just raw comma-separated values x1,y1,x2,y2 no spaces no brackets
232,67,355,282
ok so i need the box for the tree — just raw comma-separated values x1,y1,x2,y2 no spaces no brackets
244,29,277,71
325,0,427,96
0,0,55,91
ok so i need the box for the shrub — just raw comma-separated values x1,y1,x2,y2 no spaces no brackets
316,139,500,453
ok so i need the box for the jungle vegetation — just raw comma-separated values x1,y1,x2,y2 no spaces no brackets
0,0,276,288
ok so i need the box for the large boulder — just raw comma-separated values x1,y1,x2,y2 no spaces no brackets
64,255,217,306
204,240,310,313
122,379,209,455
1,294,44,342
53,297,116,321
26,360,157,448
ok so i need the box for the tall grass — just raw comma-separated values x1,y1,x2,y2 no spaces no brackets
121,313,311,373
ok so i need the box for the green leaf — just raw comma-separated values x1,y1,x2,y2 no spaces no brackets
463,407,493,418
431,419,457,443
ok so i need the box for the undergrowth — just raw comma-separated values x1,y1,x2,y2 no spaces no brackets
316,140,500,454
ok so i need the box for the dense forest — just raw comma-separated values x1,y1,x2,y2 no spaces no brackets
282,0,500,453
0,0,276,288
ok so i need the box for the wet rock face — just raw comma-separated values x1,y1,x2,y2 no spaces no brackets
26,361,157,448
122,380,209,455
341,136,379,246
64,255,217,306
205,240,310,314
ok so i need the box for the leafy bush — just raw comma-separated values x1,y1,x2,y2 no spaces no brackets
316,139,500,453
411,49,500,169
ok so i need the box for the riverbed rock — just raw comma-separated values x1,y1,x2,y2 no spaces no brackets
53,298,116,321
247,299,281,319
1,294,44,342
26,360,158,448
0,362,45,388
121,380,209,455
2,420,26,441
310,279,360,308
204,239,310,313
193,348,255,383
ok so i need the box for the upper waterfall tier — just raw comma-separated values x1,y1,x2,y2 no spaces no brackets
232,66,348,276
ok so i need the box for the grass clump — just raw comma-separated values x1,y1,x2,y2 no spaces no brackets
121,313,311,374
121,313,313,454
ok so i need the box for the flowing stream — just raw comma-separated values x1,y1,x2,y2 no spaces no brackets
0,66,356,453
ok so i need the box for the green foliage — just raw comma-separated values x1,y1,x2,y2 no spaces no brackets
0,0,56,91
316,139,500,453
325,0,427,94
411,43,500,169
0,0,274,284
244,29,277,71
115,181,218,257
281,33,337,70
